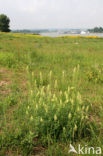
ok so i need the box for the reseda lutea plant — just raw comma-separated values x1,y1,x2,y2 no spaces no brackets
25,66,92,143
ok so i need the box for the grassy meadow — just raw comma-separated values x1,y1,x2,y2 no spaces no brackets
0,33,103,155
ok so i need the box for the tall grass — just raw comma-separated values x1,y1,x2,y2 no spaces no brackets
0,33,102,155
18,65,96,152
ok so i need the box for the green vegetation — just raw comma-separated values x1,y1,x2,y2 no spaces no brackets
0,33,103,155
88,27,103,33
12,29,49,34
0,14,10,32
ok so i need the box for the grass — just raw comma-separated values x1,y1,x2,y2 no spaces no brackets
0,32,103,155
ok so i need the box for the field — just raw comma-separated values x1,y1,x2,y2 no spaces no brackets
0,33,103,156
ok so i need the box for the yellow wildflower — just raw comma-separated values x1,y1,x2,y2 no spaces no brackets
68,113,72,119
40,117,43,122
26,111,28,115
54,114,57,121
74,124,77,131
77,92,82,104
30,116,33,121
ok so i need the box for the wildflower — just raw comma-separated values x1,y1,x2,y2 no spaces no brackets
40,72,43,83
81,114,84,120
52,94,57,102
85,115,88,119
62,70,65,78
54,114,57,121
70,87,75,90
48,91,51,98
60,99,62,105
68,113,72,119
70,98,74,105
47,84,50,91
40,117,43,122
60,91,62,96
39,97,42,103
26,110,28,115
68,86,70,93
73,67,76,74
86,106,89,112
63,127,66,132
77,92,82,104
54,80,58,88
82,106,85,111
29,131,33,136
64,91,68,100
95,78,98,82
45,107,48,113
77,107,80,112
41,86,45,96
32,72,34,77
35,104,38,110
30,116,33,121
26,65,29,71
30,90,33,96
43,104,48,113
27,106,30,110
34,80,37,87
65,99,69,103
74,124,77,132
49,70,52,79
77,64,80,71
53,104,56,109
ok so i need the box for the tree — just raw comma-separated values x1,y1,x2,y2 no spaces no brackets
0,14,10,32
88,27,103,33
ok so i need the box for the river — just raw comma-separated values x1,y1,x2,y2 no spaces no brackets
40,32,103,37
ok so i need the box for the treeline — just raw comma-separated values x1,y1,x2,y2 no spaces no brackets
88,27,103,33
12,29,49,34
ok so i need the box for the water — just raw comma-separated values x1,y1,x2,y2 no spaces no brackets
40,32,103,37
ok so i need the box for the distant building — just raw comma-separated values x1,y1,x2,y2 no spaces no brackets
80,31,86,35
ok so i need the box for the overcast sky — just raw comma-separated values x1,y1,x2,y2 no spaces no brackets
0,0,103,29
